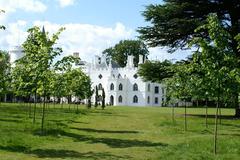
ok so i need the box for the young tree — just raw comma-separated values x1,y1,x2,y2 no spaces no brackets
53,55,80,108
21,26,65,134
190,14,238,154
102,40,149,67
0,51,10,103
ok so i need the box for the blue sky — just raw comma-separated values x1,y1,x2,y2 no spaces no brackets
0,0,190,62
6,0,160,34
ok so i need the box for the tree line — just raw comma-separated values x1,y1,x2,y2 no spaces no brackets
0,24,94,134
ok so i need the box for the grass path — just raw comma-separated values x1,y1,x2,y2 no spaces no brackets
0,104,240,159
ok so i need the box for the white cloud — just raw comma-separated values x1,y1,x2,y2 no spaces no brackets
0,0,47,13
57,0,75,8
0,18,189,63
1,20,133,62
0,20,28,48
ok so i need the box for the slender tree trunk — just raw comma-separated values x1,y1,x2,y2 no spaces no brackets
87,98,91,109
205,99,208,128
214,78,221,155
234,94,240,117
41,95,46,135
172,104,175,123
4,94,7,102
28,99,32,118
61,97,64,109
76,103,79,112
219,105,222,125
184,99,187,131
214,100,219,155
33,92,37,124
53,96,56,109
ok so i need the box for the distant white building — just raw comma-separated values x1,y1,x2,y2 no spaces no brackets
9,46,24,66
8,46,166,106
83,55,166,107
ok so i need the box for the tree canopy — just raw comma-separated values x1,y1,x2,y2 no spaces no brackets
138,0,240,53
102,40,149,67
138,60,174,83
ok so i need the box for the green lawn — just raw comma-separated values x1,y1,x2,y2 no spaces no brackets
0,103,240,160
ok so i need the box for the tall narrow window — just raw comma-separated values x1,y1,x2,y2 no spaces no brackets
147,84,151,92
155,86,159,94
155,97,158,104
133,83,138,91
147,96,150,104
162,88,165,94
110,83,114,90
118,95,123,103
119,83,123,91
133,95,138,103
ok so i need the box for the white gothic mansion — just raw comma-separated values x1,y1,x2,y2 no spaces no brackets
81,54,166,107
9,46,166,107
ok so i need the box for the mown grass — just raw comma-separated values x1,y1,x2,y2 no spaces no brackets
0,103,239,160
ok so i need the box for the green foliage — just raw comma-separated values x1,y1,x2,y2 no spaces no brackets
138,60,174,83
63,68,91,102
190,14,239,102
0,51,11,99
138,0,240,53
102,40,149,67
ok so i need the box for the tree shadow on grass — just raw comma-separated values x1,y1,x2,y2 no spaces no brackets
69,120,89,124
70,127,139,134
220,133,240,137
186,114,236,120
0,118,22,123
220,123,240,128
43,129,168,148
0,145,30,153
0,145,130,159
90,110,128,117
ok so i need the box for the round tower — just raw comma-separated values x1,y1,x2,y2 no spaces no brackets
9,46,24,64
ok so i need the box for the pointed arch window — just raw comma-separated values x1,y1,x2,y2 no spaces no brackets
119,83,123,91
110,83,114,90
118,95,123,103
98,83,102,90
133,83,138,91
118,74,121,79
133,95,138,103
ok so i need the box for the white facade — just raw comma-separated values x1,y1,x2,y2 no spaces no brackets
9,46,24,65
84,55,166,107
